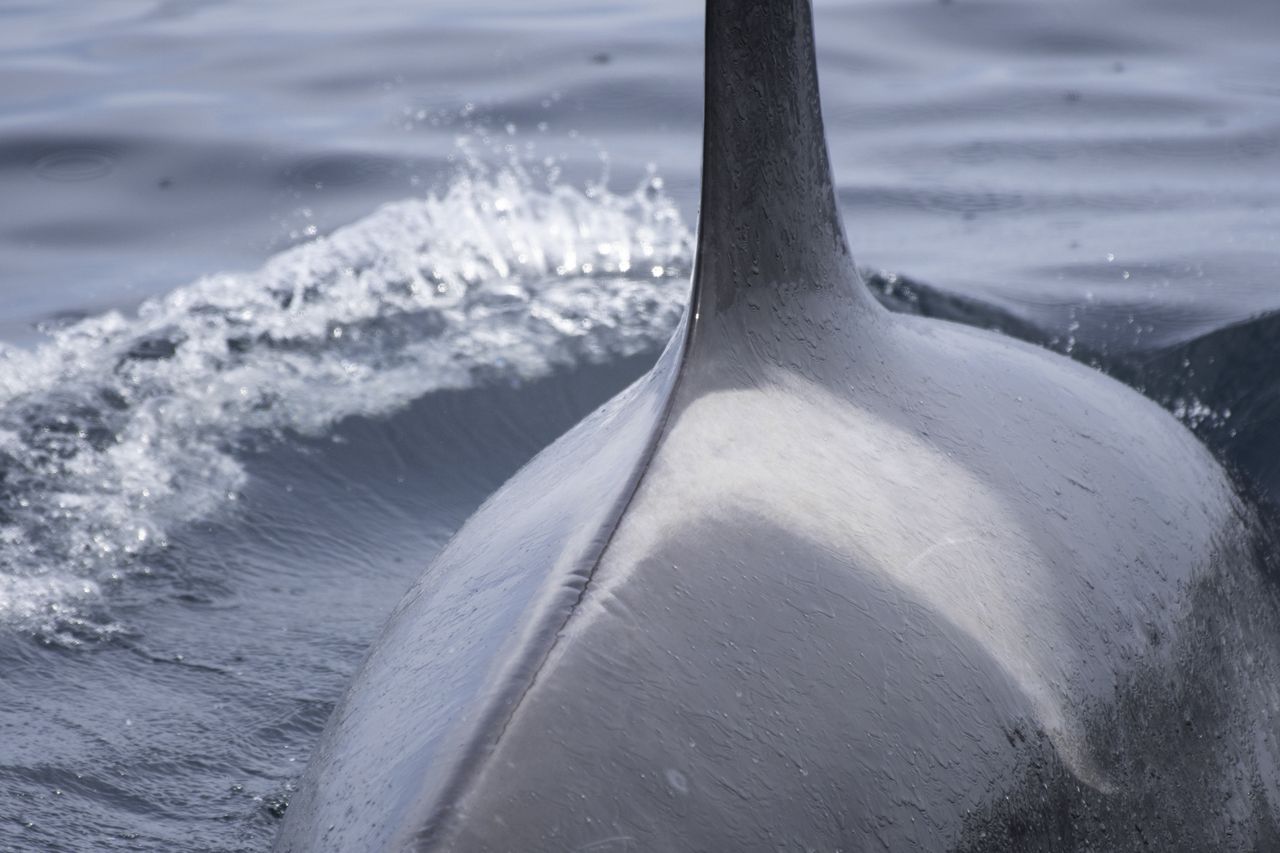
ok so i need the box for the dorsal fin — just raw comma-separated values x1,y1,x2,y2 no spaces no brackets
693,0,869,317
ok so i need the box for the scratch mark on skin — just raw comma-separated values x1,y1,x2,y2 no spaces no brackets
901,529,985,576
1066,476,1098,495
573,835,636,852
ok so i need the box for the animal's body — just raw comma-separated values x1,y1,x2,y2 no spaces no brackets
276,1,1280,850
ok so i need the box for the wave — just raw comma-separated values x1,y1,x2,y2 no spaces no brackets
0,167,692,644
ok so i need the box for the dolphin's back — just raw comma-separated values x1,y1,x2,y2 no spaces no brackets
433,302,1280,851
275,1,1280,850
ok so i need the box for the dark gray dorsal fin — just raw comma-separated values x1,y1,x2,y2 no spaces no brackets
694,0,867,317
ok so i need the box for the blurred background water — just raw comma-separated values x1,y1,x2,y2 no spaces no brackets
0,0,1278,849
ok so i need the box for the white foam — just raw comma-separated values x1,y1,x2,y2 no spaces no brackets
0,168,692,644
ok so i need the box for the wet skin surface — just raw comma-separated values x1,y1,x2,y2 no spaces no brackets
276,2,1280,850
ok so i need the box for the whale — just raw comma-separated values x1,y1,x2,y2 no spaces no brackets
275,1,1280,850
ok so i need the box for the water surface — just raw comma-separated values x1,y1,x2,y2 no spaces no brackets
1,0,1279,849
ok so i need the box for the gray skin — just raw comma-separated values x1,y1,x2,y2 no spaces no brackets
275,1,1280,850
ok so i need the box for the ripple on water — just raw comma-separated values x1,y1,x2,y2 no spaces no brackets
33,148,118,182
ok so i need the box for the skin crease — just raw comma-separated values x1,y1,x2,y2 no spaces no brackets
275,1,1280,850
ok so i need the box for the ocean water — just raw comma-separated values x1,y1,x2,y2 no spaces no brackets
1,0,1278,849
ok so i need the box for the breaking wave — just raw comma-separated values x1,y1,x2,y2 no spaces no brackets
0,167,692,644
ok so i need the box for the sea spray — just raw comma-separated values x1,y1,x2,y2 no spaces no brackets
0,168,692,644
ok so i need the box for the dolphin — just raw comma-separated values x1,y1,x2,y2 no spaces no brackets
275,1,1280,850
